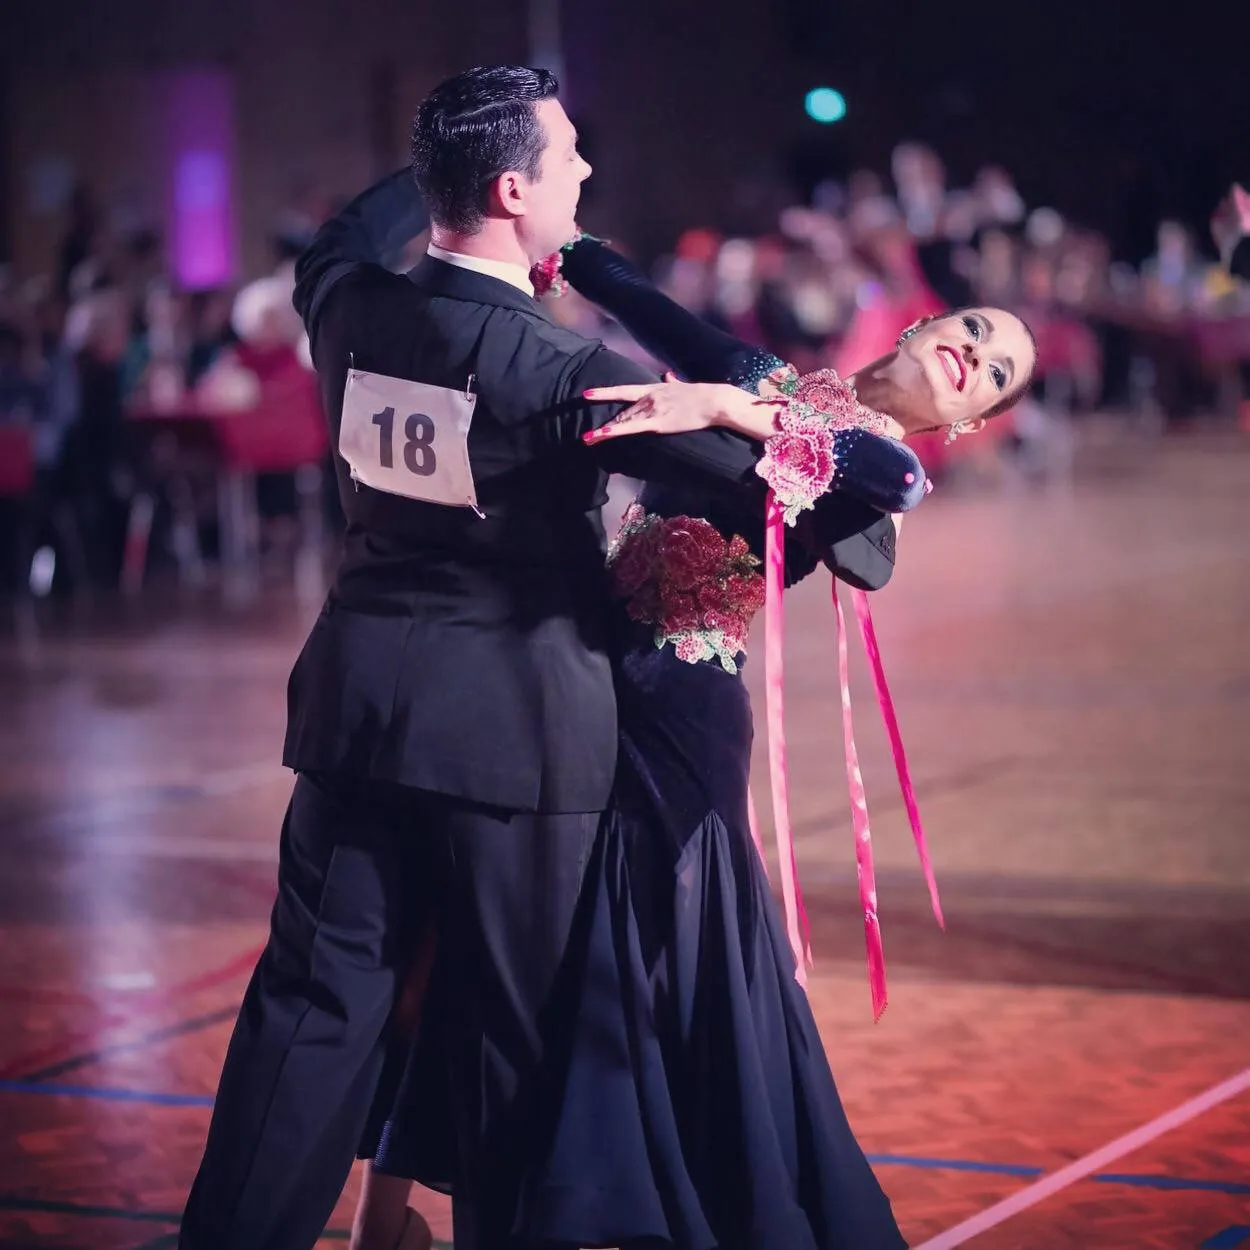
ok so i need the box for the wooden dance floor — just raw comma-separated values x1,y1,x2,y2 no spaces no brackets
2,429,1248,1249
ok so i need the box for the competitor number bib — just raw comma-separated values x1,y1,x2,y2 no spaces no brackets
339,367,481,513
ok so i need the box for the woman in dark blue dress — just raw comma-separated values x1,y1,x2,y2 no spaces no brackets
352,239,1037,1250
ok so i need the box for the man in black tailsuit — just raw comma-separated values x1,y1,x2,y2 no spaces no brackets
180,66,898,1250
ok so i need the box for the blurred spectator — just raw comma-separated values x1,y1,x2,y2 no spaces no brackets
4,148,1247,607
891,142,947,240
198,276,307,412
61,288,132,585
56,185,102,302
1141,221,1206,317
0,321,41,427
185,289,238,389
973,166,1027,229
976,229,1022,307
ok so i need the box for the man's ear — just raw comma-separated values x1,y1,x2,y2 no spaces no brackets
486,170,527,220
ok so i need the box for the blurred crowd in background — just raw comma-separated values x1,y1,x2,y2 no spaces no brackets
2,136,1248,604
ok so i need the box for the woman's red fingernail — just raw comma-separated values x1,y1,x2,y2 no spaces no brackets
582,389,598,397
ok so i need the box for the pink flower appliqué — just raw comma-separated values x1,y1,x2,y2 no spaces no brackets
755,365,892,524
530,250,567,299
756,414,838,525
529,228,605,299
793,370,854,416
658,518,724,590
674,634,709,664
606,505,764,674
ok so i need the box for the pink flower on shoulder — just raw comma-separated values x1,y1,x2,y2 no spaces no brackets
530,251,565,298
530,229,583,298
530,227,601,298
756,366,893,521
767,364,800,394
755,416,838,524
796,368,889,435
791,369,859,425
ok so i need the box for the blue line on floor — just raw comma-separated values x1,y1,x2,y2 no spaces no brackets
867,1153,1041,1177
1096,1172,1250,1195
23,1005,240,1083
0,1079,213,1107
1200,1228,1250,1250
3,1084,1247,1199
1,1175,1244,1247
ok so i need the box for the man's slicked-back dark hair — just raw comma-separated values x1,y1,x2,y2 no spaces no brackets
411,65,560,234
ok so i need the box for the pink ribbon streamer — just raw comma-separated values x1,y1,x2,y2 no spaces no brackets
850,588,945,930
763,492,812,986
761,496,942,1020
832,583,888,1021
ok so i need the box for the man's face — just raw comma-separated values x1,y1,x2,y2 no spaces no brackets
519,98,592,261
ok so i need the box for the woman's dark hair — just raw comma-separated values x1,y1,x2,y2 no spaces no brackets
978,312,1037,418
410,66,559,235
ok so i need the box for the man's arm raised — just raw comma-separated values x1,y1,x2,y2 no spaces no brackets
293,170,430,341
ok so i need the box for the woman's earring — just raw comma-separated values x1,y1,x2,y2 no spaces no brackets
896,323,921,348
945,419,982,445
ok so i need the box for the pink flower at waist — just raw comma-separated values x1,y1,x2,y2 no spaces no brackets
607,504,765,675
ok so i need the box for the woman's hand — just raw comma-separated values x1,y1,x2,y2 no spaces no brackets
582,374,780,444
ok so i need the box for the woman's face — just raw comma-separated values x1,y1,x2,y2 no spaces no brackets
896,306,1035,429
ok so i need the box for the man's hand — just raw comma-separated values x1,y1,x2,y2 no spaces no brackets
1211,183,1250,265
